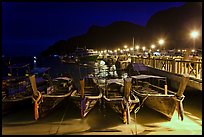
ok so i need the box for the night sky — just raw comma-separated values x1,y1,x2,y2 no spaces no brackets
2,2,186,56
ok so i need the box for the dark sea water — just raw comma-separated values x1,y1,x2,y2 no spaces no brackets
2,56,96,89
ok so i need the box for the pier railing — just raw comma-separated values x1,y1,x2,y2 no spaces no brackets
131,56,202,80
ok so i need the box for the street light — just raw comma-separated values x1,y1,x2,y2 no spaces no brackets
136,45,140,50
150,44,155,56
158,39,165,50
151,44,155,49
190,31,199,50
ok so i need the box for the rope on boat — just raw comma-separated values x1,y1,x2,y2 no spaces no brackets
122,96,133,124
134,94,149,114
173,95,185,121
32,91,43,120
178,100,184,121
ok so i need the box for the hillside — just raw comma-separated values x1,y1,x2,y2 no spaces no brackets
41,2,202,56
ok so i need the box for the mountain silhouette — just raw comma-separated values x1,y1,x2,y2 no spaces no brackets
41,2,202,57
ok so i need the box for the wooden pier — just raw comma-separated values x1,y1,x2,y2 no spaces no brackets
99,55,202,91
131,56,202,91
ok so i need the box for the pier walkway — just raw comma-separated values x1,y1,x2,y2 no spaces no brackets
99,55,202,91
131,56,202,91
131,56,202,80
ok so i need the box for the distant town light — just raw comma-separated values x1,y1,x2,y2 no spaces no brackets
124,45,128,49
136,45,140,50
142,46,146,51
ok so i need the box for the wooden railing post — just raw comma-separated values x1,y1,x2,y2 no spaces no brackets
152,57,155,68
172,59,176,73
195,62,199,78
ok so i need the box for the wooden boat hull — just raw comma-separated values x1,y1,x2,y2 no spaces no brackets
29,75,76,120
131,74,189,121
104,93,139,123
134,91,177,120
39,78,76,118
2,65,50,116
2,96,32,116
70,90,100,118
103,78,140,124
38,94,72,118
70,77,102,118
2,77,46,115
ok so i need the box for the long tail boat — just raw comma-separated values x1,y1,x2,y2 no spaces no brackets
29,74,76,120
102,78,140,124
2,64,47,115
131,74,189,121
70,75,103,118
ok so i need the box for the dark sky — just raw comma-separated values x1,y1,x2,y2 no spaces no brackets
2,2,186,56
